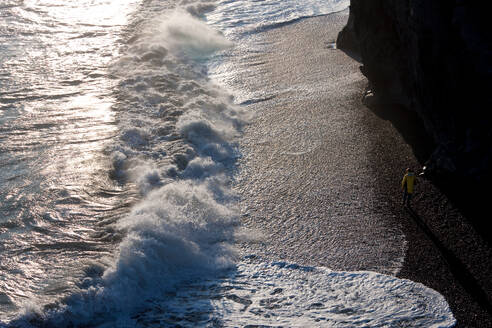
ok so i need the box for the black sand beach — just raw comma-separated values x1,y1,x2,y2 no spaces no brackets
232,12,492,327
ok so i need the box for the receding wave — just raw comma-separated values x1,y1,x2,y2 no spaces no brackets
207,0,350,38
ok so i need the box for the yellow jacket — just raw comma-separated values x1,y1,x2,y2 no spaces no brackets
401,172,416,193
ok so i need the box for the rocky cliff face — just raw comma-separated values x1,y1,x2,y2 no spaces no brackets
337,1,491,189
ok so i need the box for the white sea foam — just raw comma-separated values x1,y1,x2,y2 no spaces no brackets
215,261,456,327
107,7,245,187
85,7,245,321
158,9,233,59
129,258,456,327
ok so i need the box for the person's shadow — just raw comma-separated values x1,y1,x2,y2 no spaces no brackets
404,206,492,317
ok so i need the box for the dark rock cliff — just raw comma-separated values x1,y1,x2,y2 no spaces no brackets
337,1,492,222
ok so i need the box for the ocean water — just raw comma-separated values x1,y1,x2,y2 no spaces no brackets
0,0,455,327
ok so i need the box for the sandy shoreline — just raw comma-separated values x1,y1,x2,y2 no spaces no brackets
233,12,406,274
231,12,492,327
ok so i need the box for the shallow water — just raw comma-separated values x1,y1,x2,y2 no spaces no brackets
0,1,455,327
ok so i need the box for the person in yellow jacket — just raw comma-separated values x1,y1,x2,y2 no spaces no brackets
401,168,416,207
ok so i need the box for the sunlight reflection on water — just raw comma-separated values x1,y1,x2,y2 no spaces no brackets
0,0,141,318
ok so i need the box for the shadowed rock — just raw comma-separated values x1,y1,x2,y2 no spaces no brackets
337,0,492,242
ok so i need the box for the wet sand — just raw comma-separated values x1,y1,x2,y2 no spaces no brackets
232,12,492,327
